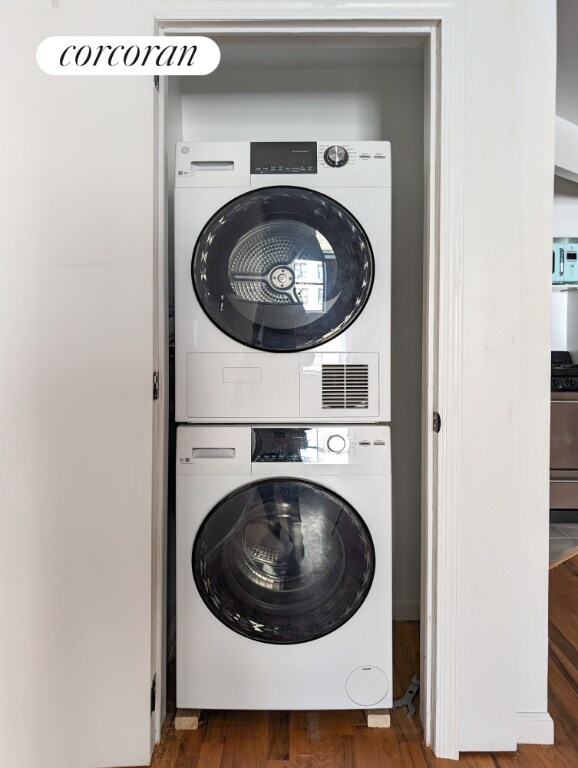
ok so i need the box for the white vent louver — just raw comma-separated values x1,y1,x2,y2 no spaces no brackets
322,364,369,409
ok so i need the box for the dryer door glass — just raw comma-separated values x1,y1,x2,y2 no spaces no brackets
192,478,375,644
192,187,374,352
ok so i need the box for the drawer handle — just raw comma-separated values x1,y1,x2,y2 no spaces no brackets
192,448,236,459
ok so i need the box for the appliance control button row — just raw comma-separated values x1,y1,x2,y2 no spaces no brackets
356,439,386,447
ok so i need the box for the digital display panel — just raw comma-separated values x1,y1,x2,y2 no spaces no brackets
251,142,317,174
251,428,318,463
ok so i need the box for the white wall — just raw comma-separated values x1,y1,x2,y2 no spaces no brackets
459,0,555,750
0,1,557,765
0,7,154,768
557,0,578,126
177,57,425,620
551,291,568,349
554,176,578,236
555,116,578,183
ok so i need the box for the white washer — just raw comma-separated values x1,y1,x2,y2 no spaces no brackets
176,424,392,711
174,140,391,423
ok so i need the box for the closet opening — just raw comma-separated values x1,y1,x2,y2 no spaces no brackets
152,17,465,759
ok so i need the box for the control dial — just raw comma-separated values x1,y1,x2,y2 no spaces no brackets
327,434,347,454
324,145,349,168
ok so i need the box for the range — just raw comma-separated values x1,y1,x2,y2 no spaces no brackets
551,351,578,392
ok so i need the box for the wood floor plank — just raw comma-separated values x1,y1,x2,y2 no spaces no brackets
517,745,575,768
399,742,428,768
305,711,322,742
352,733,382,768
174,722,207,768
332,735,356,768
492,751,535,768
547,658,578,740
424,745,470,768
204,711,227,744
289,714,311,761
322,711,354,737
220,722,268,768
547,607,578,652
310,736,335,768
173,737,199,768
549,622,578,684
196,742,223,768
457,754,497,768
351,709,366,728
375,729,404,768
390,707,423,744
267,711,290,761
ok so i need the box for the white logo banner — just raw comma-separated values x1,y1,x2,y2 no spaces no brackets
37,36,220,76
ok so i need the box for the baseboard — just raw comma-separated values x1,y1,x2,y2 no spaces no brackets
516,712,554,744
392,600,420,621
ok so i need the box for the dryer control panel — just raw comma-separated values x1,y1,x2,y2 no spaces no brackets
251,141,317,174
175,140,391,188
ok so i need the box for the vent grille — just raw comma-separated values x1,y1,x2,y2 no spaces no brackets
322,364,369,409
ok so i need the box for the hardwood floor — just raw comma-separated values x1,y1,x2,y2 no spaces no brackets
147,555,578,768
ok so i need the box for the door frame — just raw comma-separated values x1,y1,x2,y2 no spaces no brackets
152,1,465,759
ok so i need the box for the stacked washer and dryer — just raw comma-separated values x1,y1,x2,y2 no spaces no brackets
174,141,393,711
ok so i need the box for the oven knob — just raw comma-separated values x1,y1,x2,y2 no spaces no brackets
324,145,349,168
567,377,575,390
327,434,347,453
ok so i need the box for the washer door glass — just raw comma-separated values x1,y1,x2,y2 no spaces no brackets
192,187,374,352
192,478,375,644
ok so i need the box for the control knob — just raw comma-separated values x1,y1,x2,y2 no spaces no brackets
324,145,349,168
327,434,347,454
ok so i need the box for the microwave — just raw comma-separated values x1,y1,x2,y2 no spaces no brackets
553,238,578,284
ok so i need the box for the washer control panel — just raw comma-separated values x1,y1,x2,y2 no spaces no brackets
250,426,389,464
177,425,391,475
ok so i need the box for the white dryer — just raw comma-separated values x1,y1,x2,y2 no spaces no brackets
174,141,391,423
176,424,392,711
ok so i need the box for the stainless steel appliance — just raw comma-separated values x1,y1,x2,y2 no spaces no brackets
551,351,578,509
551,350,578,392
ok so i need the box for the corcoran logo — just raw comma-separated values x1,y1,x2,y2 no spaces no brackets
36,36,220,76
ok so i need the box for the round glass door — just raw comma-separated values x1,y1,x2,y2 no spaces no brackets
192,187,374,352
192,478,375,644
